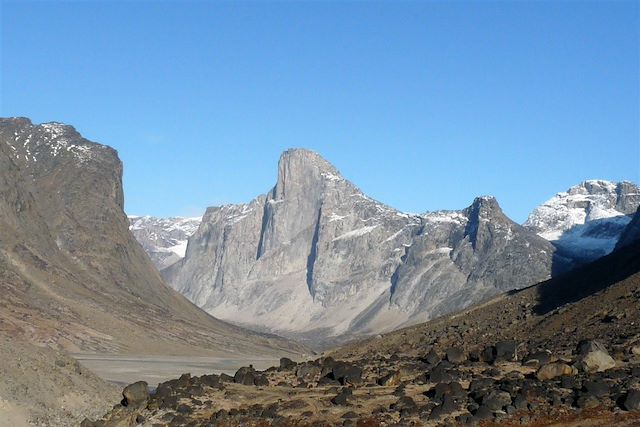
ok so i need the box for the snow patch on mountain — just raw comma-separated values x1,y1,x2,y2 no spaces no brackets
524,180,640,263
128,215,202,269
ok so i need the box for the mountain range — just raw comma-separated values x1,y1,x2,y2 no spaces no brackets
131,148,639,346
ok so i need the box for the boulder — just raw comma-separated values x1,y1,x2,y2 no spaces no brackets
424,349,441,365
279,357,297,371
481,346,496,363
254,374,270,387
580,350,616,373
523,351,551,367
377,371,401,387
122,381,149,407
331,388,353,406
536,363,577,381
577,340,608,356
482,390,512,411
330,362,363,386
446,347,466,364
495,341,518,362
582,380,609,397
234,366,256,385
624,389,640,411
296,363,321,381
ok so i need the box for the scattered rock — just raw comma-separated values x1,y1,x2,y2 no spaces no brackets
580,350,616,373
331,388,353,406
234,366,256,385
280,357,297,371
377,371,401,387
296,363,321,381
523,351,552,367
482,390,512,411
446,347,466,364
495,341,518,362
536,362,576,381
122,381,149,407
624,389,640,411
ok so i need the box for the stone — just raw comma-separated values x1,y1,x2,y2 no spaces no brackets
254,374,269,387
424,349,441,365
482,390,512,411
624,389,640,411
333,364,363,386
583,380,609,397
577,340,608,356
122,381,149,407
560,375,578,389
580,350,616,373
523,351,551,367
234,366,256,385
279,357,297,371
473,405,494,420
577,395,600,409
297,363,321,381
377,371,401,387
446,347,466,364
481,346,496,363
392,396,417,414
495,341,518,362
536,363,576,381
331,388,353,406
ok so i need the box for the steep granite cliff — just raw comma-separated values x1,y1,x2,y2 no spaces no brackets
164,149,557,344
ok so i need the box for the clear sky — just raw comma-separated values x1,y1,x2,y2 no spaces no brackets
1,1,638,222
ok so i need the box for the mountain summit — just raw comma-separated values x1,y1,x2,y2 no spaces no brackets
163,149,557,345
524,180,640,264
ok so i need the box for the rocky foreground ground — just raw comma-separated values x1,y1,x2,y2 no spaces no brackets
85,243,640,426
82,338,640,427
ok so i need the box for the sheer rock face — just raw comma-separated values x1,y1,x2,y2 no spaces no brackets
165,149,556,343
0,118,303,358
524,180,640,265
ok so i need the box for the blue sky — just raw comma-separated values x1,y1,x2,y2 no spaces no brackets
1,1,638,222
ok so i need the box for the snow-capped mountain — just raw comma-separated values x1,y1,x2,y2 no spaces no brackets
524,180,640,264
161,148,556,345
128,215,201,270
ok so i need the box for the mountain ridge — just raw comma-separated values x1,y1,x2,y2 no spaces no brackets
162,148,559,346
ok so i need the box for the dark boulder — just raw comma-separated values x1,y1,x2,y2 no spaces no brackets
234,366,256,385
624,389,640,411
331,388,353,406
495,341,518,362
482,390,512,411
279,357,297,371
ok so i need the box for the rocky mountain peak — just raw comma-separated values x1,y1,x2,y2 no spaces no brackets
465,196,503,218
273,148,348,200
524,179,640,265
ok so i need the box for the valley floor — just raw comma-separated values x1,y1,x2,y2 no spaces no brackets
73,354,281,387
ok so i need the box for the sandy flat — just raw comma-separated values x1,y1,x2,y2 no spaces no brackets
73,354,280,387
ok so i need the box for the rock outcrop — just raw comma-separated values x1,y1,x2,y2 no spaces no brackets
164,148,557,344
